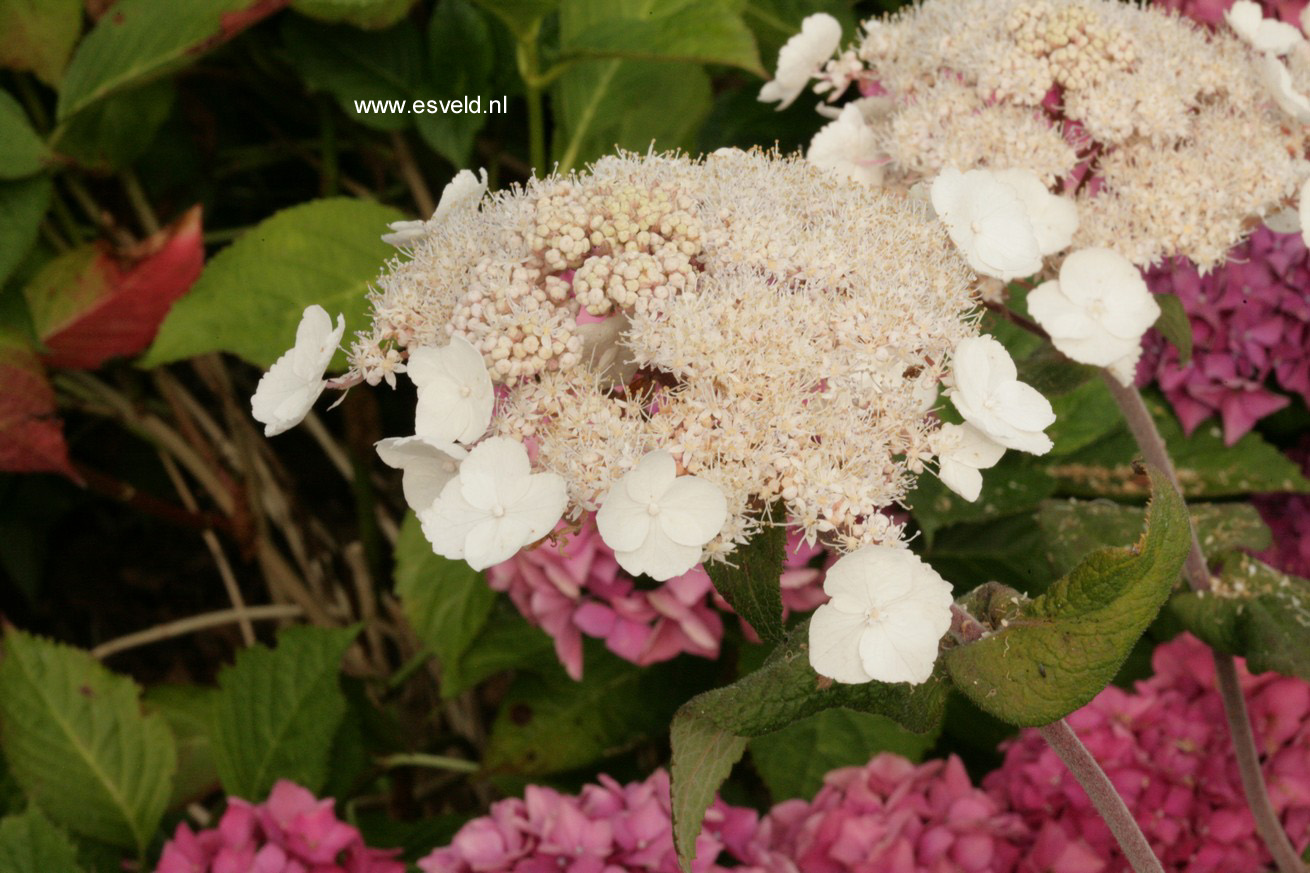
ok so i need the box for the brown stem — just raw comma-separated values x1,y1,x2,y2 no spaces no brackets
72,463,231,534
1101,374,1306,873
1039,720,1165,873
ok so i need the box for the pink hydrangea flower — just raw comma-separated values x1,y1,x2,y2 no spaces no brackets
487,515,827,679
1153,0,1306,27
157,781,404,873
1137,227,1310,445
986,633,1310,871
1254,438,1310,578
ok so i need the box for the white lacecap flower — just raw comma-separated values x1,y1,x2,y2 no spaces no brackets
1027,247,1160,382
375,436,467,512
948,336,1055,455
419,436,567,571
407,335,494,445
930,423,1006,502
807,545,954,685
381,168,489,246
1300,177,1310,247
930,168,1043,281
251,305,345,437
992,168,1079,256
595,450,728,582
1260,54,1310,122
1226,0,1302,54
807,103,884,186
758,13,843,110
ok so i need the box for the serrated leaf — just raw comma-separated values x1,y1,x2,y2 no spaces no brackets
749,708,937,801
0,631,176,853
290,0,417,28
211,625,359,800
48,80,174,172
0,0,82,84
442,607,557,699
0,176,52,290
1153,292,1192,366
704,523,785,643
670,713,747,873
141,197,402,371
0,91,48,180
1038,499,1270,578
142,685,219,810
1168,553,1310,681
57,0,284,121
558,0,762,74
394,512,495,692
0,808,84,873
945,466,1191,727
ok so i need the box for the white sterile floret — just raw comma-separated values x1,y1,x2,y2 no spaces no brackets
251,305,345,437
381,219,426,248
433,168,489,221
1226,0,1302,54
807,545,954,685
759,13,843,110
419,436,566,570
930,423,1006,503
408,335,494,445
1265,204,1301,234
1260,55,1310,122
595,450,728,582
375,436,467,512
993,168,1079,256
807,103,883,186
1027,247,1160,380
931,168,1043,281
948,336,1055,455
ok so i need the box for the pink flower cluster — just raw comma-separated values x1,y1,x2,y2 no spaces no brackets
487,515,826,679
1153,0,1305,27
1137,227,1310,445
1254,437,1310,578
987,634,1310,872
416,635,1310,873
418,770,761,873
157,780,404,873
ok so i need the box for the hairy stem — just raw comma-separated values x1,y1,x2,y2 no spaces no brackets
1039,719,1165,873
1102,374,1306,873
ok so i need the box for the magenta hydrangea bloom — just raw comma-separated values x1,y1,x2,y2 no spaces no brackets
157,780,405,873
417,769,761,873
1136,229,1310,445
486,514,826,679
986,634,1310,871
1254,438,1310,578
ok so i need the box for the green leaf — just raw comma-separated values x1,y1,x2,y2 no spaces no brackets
142,685,219,810
211,625,359,800
0,176,51,290
56,0,281,121
485,649,709,775
558,0,762,74
1047,392,1310,498
908,452,1056,542
1169,553,1310,681
670,714,747,873
0,808,84,873
48,81,174,172
945,466,1191,727
470,0,560,40
750,708,938,801
417,0,495,166
1038,499,1271,578
282,17,424,132
1045,377,1122,457
0,92,48,179
923,514,1053,594
0,0,82,85
0,631,176,854
291,0,418,28
442,607,558,698
393,512,495,693
1153,292,1192,366
141,197,403,370
704,523,785,643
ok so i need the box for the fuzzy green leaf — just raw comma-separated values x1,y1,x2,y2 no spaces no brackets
1169,553,1310,681
946,466,1191,727
442,608,557,699
0,631,176,854
703,523,785,643
141,197,402,371
211,625,359,800
0,808,84,873
670,714,747,873
143,685,219,810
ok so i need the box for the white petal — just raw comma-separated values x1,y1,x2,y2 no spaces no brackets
382,220,426,247
507,472,568,543
1260,54,1310,122
758,13,842,110
419,477,484,561
1264,204,1300,234
1028,281,1097,343
1225,1,1264,43
375,436,466,512
409,337,493,445
656,475,728,547
1058,248,1159,341
623,450,678,504
457,436,533,512
596,487,654,553
938,457,984,502
952,423,1006,469
1256,18,1302,54
433,169,488,222
929,167,967,220
614,524,703,582
971,213,1042,280
252,349,324,437
807,604,874,684
993,168,1078,256
807,103,883,186
1106,347,1143,387
993,381,1057,433
1052,328,1140,368
463,516,532,570
857,618,942,685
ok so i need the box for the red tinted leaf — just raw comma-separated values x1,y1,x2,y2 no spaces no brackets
28,206,204,370
213,0,290,46
0,334,74,477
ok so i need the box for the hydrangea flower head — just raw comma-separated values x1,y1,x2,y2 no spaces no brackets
250,305,345,437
